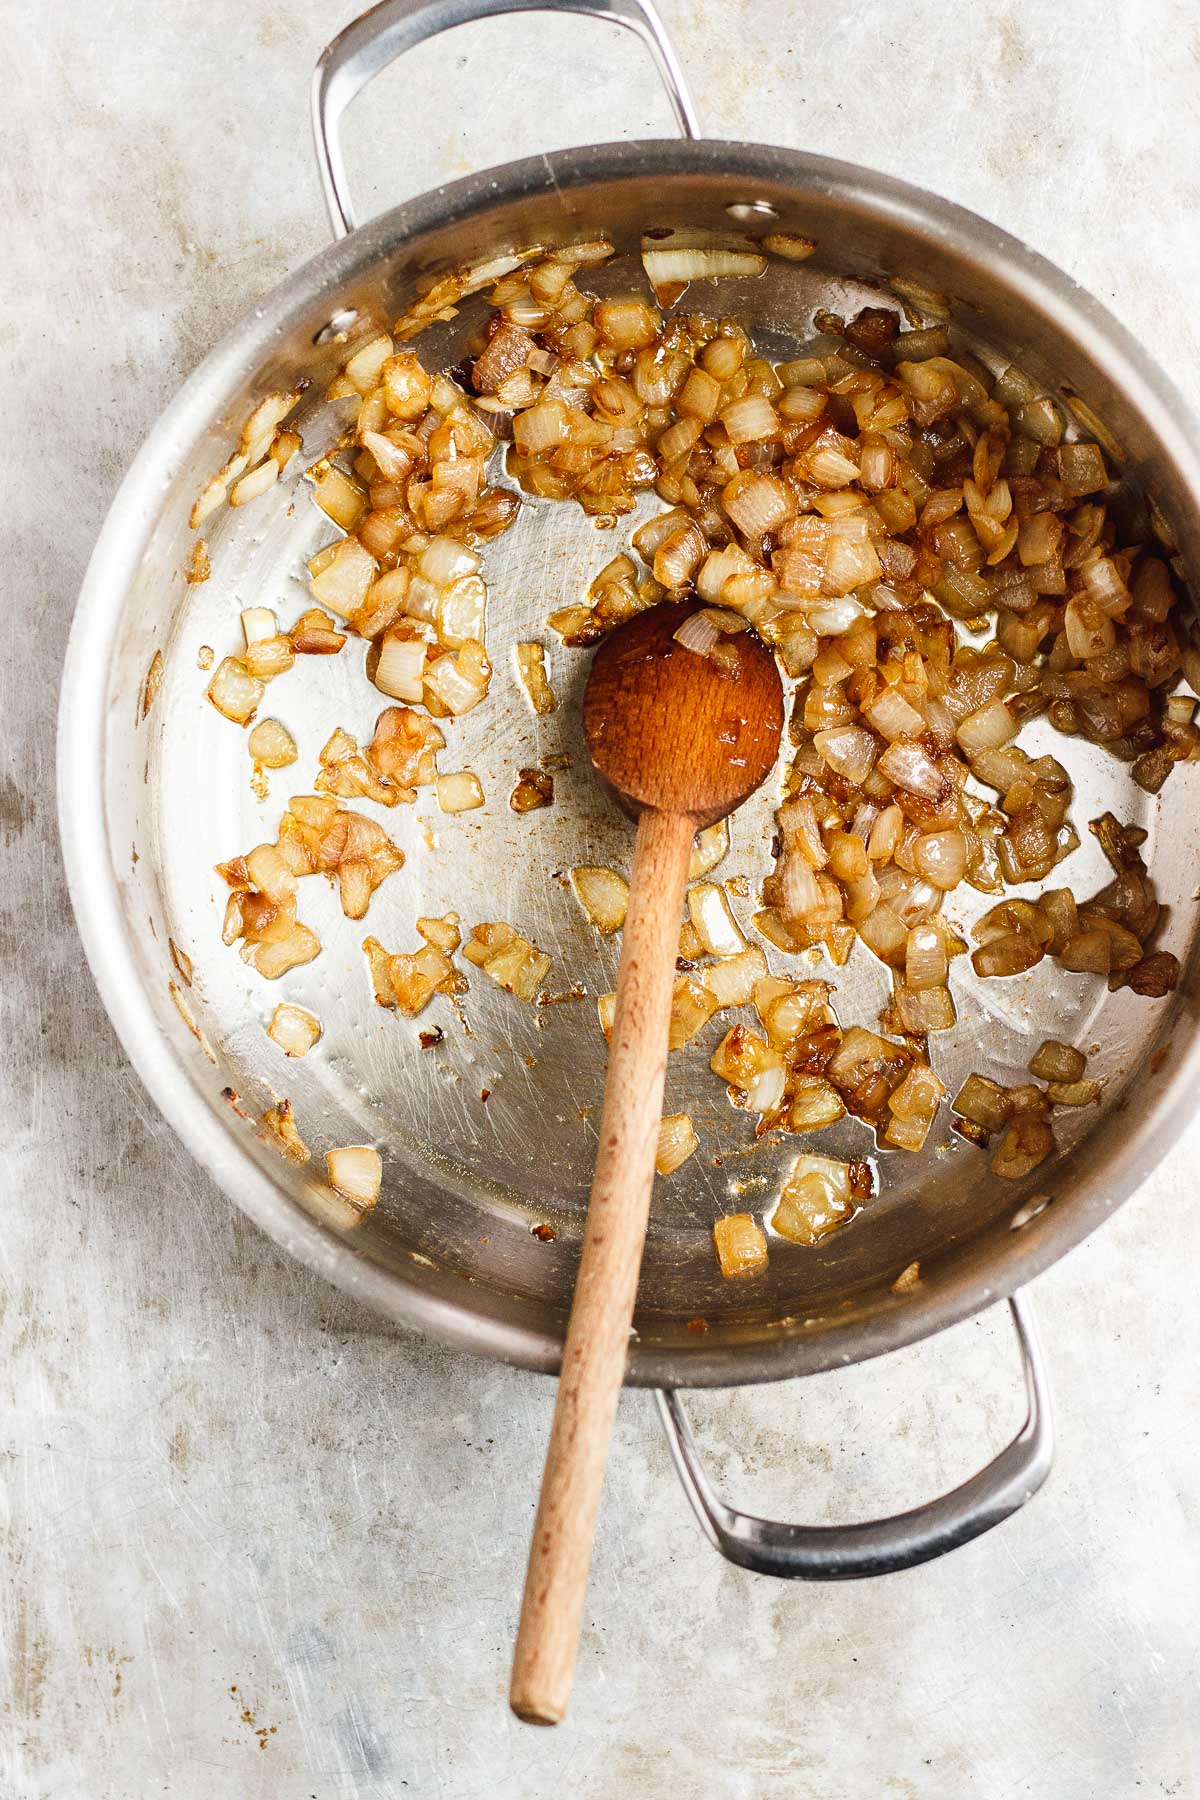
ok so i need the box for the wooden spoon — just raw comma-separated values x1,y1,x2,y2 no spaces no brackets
510,602,784,1725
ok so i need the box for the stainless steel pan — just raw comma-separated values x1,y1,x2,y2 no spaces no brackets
58,0,1200,1580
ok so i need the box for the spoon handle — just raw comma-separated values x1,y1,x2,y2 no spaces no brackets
510,805,695,1726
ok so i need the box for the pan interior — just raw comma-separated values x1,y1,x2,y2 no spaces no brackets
94,159,1200,1379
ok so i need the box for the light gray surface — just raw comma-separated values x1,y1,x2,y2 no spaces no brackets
4,1,1200,1794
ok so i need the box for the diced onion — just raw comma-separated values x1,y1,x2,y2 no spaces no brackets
655,1113,698,1176
437,770,484,813
374,633,427,702
267,1004,321,1057
248,718,298,768
325,1145,383,1209
1029,1039,1085,1083
570,866,629,934
772,1155,853,1245
712,1213,769,1279
207,658,264,725
688,883,746,957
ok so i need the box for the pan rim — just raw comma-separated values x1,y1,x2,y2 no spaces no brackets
58,135,1200,1387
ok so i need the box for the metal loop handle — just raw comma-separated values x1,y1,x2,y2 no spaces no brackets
655,1293,1054,1580
312,0,701,239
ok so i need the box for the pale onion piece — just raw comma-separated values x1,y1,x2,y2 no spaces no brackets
1046,1078,1102,1107
710,1023,784,1091
389,941,459,1013
271,428,301,473
229,456,280,507
465,922,550,1002
245,842,297,903
190,472,228,528
898,983,958,1037
243,921,322,980
374,633,428,702
701,947,768,1008
772,1155,854,1246
753,907,799,953
267,1003,322,1058
513,399,571,455
713,1213,769,1279
247,718,297,769
515,642,557,715
378,349,431,418
362,934,397,1007
788,1077,845,1133
778,384,828,423
326,1145,382,1210
595,297,660,352
813,725,877,784
438,575,487,649
597,991,616,1043
344,333,394,395
1064,595,1116,659
876,741,948,802
690,820,729,880
865,686,924,742
867,803,904,863
762,231,817,261
417,913,461,954
419,534,480,586
673,610,721,657
655,1113,698,1177
884,1063,946,1153
1029,1040,1086,1083
991,1119,1055,1180
570,866,628,935
670,976,719,1050
641,244,767,295
242,634,295,681
688,883,746,958
437,770,484,813
311,464,367,530
913,829,967,890
424,641,491,715
780,853,822,922
241,606,278,647
261,1099,310,1163
811,446,862,492
207,658,264,724
361,429,413,482
308,536,377,616
315,725,395,808
720,393,781,444
905,923,948,991
953,1073,1011,1133
724,471,791,536
803,596,865,635
747,1061,788,1118
956,698,1019,753
754,978,831,1050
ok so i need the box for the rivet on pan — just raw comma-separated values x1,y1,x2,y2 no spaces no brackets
726,200,779,223
1009,1194,1053,1231
313,308,360,346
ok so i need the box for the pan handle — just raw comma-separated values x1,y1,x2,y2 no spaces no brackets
312,0,702,239
655,1293,1054,1580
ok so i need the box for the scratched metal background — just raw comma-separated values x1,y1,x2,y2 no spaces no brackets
5,1,1200,1794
